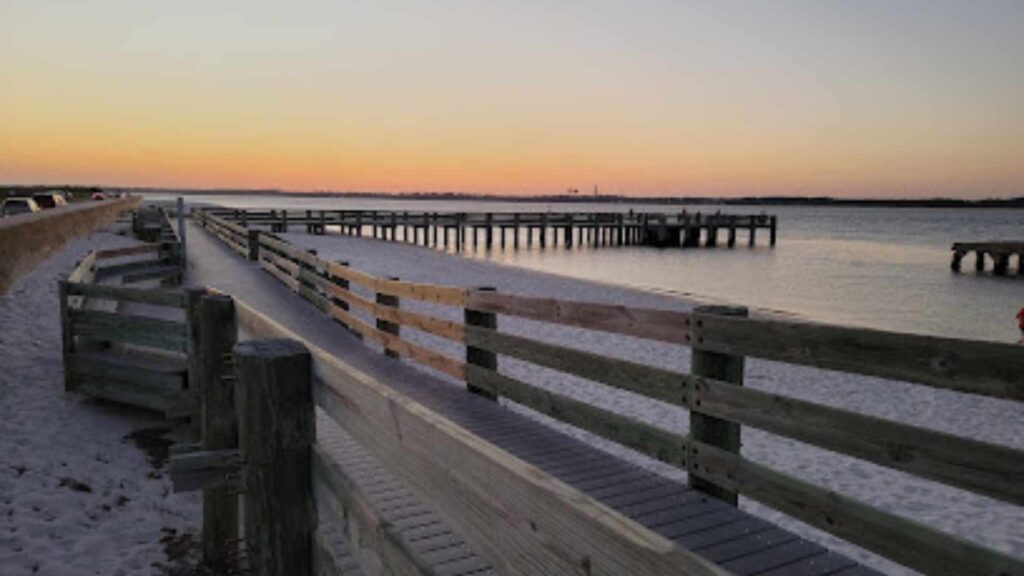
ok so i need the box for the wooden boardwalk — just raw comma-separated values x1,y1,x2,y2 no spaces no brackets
206,208,778,250
184,218,877,576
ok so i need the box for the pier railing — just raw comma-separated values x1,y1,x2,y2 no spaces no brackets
195,210,1024,576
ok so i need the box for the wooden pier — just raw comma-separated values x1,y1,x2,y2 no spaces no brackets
206,208,778,250
951,242,1024,275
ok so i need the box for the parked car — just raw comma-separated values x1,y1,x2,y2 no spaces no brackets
2,197,41,217
91,192,107,201
32,192,68,209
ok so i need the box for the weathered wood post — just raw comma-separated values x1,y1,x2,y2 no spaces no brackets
465,287,498,401
376,278,400,359
457,213,465,251
329,261,361,341
59,279,75,391
248,230,261,261
769,216,777,246
234,339,314,576
994,254,1010,275
485,212,494,249
540,213,548,248
689,305,747,506
185,287,206,406
176,197,188,264
513,213,521,250
197,293,239,572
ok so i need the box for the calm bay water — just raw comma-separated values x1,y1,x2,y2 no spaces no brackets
150,193,1023,342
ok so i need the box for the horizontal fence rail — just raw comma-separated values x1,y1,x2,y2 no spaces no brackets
196,208,1024,576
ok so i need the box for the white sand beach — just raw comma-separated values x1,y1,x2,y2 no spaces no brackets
0,229,200,576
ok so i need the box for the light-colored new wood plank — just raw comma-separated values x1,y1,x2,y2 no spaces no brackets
466,291,693,345
301,269,464,342
323,304,465,380
694,314,1024,401
466,365,685,467
692,376,1024,506
464,326,684,405
68,251,98,284
260,254,301,292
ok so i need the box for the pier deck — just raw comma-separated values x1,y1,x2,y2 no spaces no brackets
183,218,874,576
207,208,778,250
951,242,1024,275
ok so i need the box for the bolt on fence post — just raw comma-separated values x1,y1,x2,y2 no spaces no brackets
198,294,239,573
234,339,315,576
465,287,498,400
688,305,747,506
376,277,400,358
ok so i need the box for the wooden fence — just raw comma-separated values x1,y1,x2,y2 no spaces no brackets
171,290,730,576
60,206,193,417
188,210,1024,575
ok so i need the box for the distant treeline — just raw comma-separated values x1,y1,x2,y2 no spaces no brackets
8,185,1023,208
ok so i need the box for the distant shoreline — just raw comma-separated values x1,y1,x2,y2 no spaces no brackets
4,185,1023,208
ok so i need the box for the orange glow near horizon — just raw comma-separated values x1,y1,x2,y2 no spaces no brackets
2,2,1022,198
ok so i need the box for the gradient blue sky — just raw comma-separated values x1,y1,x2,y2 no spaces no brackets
2,1,1022,197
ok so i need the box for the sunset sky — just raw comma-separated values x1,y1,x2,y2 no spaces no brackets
2,1,1022,198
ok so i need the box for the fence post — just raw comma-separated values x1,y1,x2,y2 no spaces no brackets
59,279,75,391
176,197,187,264
185,287,205,406
234,339,314,576
198,294,239,572
465,287,498,400
376,278,400,359
330,261,361,340
248,229,261,261
689,305,747,506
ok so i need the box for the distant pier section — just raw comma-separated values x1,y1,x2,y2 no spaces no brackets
951,242,1024,275
206,208,778,251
